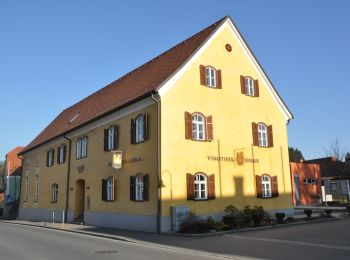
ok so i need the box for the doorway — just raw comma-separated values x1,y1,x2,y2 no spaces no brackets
75,179,85,220
294,173,301,205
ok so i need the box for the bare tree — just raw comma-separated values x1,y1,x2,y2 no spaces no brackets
323,138,347,161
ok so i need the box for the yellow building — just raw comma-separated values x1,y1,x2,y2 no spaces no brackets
18,16,293,232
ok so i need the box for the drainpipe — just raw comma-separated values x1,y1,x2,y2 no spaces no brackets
151,93,161,234
63,134,72,223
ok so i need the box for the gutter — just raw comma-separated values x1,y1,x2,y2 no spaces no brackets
63,134,72,223
151,93,161,234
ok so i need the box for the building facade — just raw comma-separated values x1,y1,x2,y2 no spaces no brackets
290,162,321,205
18,16,293,232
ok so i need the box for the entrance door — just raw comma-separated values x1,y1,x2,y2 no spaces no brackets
294,173,301,205
75,179,85,220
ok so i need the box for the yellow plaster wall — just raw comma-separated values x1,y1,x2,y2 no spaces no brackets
160,25,292,216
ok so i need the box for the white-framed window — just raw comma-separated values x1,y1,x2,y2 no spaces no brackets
58,145,65,164
24,177,29,202
135,175,144,201
245,77,254,96
258,123,268,147
205,67,216,87
108,126,116,150
35,175,40,201
192,113,205,140
194,173,207,200
107,178,114,201
47,149,54,167
76,137,87,159
135,115,145,143
262,175,272,198
51,184,58,203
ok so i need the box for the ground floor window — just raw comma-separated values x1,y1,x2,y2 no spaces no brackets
51,184,58,203
130,174,149,201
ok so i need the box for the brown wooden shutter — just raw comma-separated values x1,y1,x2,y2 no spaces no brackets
57,147,60,163
102,179,107,201
208,174,216,200
130,119,135,144
185,112,193,139
46,151,49,167
206,115,213,141
63,145,66,163
216,70,222,89
130,176,135,201
143,114,149,141
256,175,262,198
267,125,274,147
240,75,246,94
187,173,195,200
200,65,206,85
104,129,108,151
114,125,119,149
272,176,279,197
252,122,259,146
143,174,149,201
254,79,260,97
113,178,117,201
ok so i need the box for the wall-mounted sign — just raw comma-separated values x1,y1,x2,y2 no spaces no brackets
207,155,258,164
236,151,244,166
112,151,123,169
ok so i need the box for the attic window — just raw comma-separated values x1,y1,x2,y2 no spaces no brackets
67,113,80,125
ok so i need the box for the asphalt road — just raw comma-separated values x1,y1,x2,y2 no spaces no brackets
2,217,350,259
0,222,231,260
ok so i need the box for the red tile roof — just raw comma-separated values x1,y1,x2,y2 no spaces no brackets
305,157,350,179
21,17,227,154
5,146,24,176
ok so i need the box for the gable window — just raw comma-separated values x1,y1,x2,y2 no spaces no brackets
76,136,88,159
240,75,259,97
200,65,222,88
252,122,273,147
57,144,66,164
256,175,279,198
245,77,254,96
130,174,149,201
102,177,116,201
185,112,213,141
51,184,58,203
258,123,268,147
131,114,148,144
186,173,215,200
24,177,29,202
34,175,40,202
46,149,54,167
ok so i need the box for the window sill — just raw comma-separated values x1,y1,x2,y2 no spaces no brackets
50,201,57,204
76,156,87,160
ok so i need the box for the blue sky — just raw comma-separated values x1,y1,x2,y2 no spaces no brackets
1,0,349,160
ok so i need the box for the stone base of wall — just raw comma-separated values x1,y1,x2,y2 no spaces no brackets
18,207,70,223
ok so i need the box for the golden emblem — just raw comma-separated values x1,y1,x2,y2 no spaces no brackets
236,151,244,166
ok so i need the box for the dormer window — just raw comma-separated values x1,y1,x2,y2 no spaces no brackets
200,65,222,89
240,75,259,97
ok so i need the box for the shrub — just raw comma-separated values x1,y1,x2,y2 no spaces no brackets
180,212,222,233
242,205,266,227
304,209,312,219
275,212,286,224
325,209,332,217
223,205,243,228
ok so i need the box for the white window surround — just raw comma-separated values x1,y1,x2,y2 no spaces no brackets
245,77,254,96
107,178,114,201
258,123,268,147
35,175,40,201
262,175,272,198
76,137,87,159
58,145,65,164
108,126,115,150
135,115,145,143
192,113,205,140
47,149,54,167
135,175,144,201
205,67,216,87
51,184,58,203
194,174,207,200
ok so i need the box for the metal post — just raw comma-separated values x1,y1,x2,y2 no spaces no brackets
52,210,55,226
62,210,65,226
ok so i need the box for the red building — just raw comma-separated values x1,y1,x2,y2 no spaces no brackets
290,162,321,205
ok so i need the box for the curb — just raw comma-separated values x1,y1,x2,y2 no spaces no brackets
163,217,341,237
